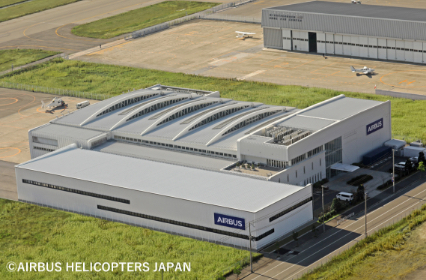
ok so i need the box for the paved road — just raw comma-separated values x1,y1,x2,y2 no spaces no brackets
243,173,426,280
0,0,231,54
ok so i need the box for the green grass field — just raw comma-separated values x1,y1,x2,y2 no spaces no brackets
300,204,426,280
0,0,26,9
0,49,58,72
1,58,425,143
71,1,219,39
0,198,257,279
0,0,79,23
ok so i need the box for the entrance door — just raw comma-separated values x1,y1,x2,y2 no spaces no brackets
308,32,317,53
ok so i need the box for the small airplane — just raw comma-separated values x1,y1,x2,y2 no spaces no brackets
235,31,255,39
351,0,361,3
41,97,66,109
351,66,375,75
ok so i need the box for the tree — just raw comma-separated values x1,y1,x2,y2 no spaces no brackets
233,265,242,279
331,198,343,212
405,158,413,174
357,184,365,202
419,152,426,165
292,231,299,247
418,162,425,178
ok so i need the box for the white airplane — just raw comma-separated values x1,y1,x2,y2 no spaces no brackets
351,66,375,75
236,31,255,39
351,0,361,3
41,97,66,109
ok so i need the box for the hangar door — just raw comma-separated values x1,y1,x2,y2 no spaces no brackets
325,33,334,54
378,38,387,59
334,35,343,55
343,35,351,56
359,37,368,58
414,42,423,63
317,32,325,53
369,38,378,59
405,41,414,62
264,28,283,50
387,39,396,60
282,29,292,51
351,36,359,57
396,40,405,61
292,31,309,52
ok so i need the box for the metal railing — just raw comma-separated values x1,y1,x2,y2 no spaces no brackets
0,81,109,101
131,0,258,39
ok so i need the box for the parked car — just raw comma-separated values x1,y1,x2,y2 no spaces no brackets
394,161,415,171
409,157,419,163
336,192,354,202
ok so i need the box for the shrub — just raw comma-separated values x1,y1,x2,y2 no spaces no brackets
233,265,242,275
347,174,373,186
331,198,343,212
319,210,336,223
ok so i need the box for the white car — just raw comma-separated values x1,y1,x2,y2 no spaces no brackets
395,161,415,170
409,157,418,163
336,192,354,202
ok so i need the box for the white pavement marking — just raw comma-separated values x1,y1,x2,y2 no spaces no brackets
237,70,266,81
251,185,426,280
283,187,426,280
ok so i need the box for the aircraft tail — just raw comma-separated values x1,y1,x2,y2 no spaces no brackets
350,66,356,72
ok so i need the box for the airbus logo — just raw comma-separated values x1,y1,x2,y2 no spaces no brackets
366,118,383,135
214,213,245,230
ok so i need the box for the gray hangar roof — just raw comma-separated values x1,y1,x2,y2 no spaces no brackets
17,145,306,213
268,1,426,23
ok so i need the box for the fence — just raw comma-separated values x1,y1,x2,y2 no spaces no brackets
0,81,109,101
131,0,258,39
203,14,261,24
375,89,426,100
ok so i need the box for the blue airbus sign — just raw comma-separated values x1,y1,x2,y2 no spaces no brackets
366,118,383,135
214,213,245,230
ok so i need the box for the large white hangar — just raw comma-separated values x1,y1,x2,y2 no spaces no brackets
16,144,312,250
19,85,391,248
262,1,426,63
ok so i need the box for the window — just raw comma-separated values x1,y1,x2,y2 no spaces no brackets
22,179,130,204
312,162,314,170
97,205,274,241
304,166,305,174
320,158,322,166
33,146,55,152
296,171,297,178
97,94,158,118
269,197,313,222
221,110,281,136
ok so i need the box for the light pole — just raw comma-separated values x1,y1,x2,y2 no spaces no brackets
364,192,368,237
249,222,253,273
321,185,325,233
392,149,395,193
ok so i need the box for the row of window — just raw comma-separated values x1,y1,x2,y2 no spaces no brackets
267,159,289,169
22,179,130,204
33,146,56,152
97,205,274,241
90,137,107,148
188,106,249,132
118,94,159,115
32,136,58,147
307,146,323,158
222,110,281,137
291,154,306,166
113,136,237,159
304,172,322,186
126,97,188,122
293,38,308,41
156,102,218,127
97,94,158,118
269,197,313,222
317,41,426,52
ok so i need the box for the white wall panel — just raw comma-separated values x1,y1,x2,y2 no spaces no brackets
405,41,414,62
351,36,359,57
378,38,387,59
359,36,368,58
334,34,343,55
423,42,426,63
396,40,405,61
317,32,326,54
282,29,292,50
343,35,351,55
326,33,334,54
414,42,423,63
368,37,378,59
299,31,309,52
387,39,396,60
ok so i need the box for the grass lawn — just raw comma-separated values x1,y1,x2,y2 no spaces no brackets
0,0,80,23
0,198,257,279
300,204,426,280
0,0,26,9
71,1,219,39
1,58,425,143
0,49,58,72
